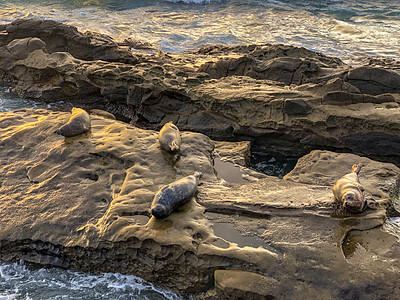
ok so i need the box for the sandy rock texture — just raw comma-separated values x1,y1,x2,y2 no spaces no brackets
1,109,400,298
1,19,400,165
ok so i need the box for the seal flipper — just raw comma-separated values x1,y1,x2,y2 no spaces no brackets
352,163,363,175
169,140,179,152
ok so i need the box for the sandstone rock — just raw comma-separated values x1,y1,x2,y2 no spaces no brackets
0,18,138,64
213,140,251,167
0,109,277,295
1,110,400,299
214,270,276,300
90,109,116,120
283,99,311,115
345,66,400,95
1,19,400,166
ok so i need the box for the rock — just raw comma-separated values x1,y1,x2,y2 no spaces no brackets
1,19,400,166
0,109,277,295
1,110,400,299
345,66,400,95
213,140,251,167
90,109,116,120
0,18,138,64
197,150,400,299
214,270,276,300
283,99,311,115
6,37,46,60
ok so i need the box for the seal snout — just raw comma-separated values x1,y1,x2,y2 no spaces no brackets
151,204,168,219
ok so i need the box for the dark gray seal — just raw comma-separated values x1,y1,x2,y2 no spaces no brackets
332,163,372,213
151,172,203,219
158,121,181,152
55,107,91,137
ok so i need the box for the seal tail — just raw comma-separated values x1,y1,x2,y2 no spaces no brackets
352,163,363,175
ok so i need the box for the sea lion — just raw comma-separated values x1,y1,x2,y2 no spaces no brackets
158,121,181,152
151,172,203,219
332,163,368,213
55,107,91,137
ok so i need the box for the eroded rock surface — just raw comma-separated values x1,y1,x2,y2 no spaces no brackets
1,110,400,298
1,19,400,165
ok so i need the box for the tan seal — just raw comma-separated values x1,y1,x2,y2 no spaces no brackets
158,121,181,152
55,107,91,137
332,163,369,213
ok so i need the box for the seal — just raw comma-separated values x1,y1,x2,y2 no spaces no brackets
158,121,181,152
55,107,91,137
332,163,367,213
151,172,203,219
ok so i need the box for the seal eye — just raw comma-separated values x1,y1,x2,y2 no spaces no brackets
344,194,354,201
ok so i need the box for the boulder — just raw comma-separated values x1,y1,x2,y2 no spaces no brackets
0,18,138,64
345,66,400,95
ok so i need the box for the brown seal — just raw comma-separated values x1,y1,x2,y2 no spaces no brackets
332,163,368,213
158,121,181,152
55,107,91,137
151,172,203,219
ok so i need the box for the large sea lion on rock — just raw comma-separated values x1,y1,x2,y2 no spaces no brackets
55,107,91,137
332,163,371,213
158,121,181,152
151,172,203,219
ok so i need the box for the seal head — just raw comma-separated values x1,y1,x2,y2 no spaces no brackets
151,204,169,219
342,191,367,213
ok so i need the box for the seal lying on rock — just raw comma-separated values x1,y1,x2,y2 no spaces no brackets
55,107,91,137
151,172,203,219
158,121,181,152
332,163,370,213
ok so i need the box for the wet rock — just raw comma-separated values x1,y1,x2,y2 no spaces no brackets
197,150,400,299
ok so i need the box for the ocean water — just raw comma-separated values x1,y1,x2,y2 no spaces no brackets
0,0,399,298
0,261,182,300
0,0,399,60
